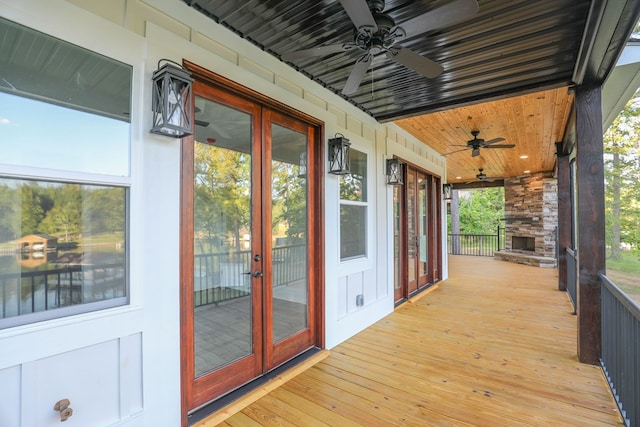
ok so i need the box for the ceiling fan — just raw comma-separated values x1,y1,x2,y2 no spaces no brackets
467,168,498,184
445,130,515,157
281,0,479,95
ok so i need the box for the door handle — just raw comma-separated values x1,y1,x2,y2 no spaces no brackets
253,270,263,278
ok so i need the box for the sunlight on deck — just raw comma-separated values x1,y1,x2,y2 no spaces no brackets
202,256,623,426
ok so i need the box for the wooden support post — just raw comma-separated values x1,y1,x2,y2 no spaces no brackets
574,85,605,365
556,150,570,292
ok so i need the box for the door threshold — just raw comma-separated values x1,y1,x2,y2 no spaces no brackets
407,284,440,304
188,347,330,426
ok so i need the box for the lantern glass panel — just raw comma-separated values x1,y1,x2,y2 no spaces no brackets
328,137,351,174
151,63,193,137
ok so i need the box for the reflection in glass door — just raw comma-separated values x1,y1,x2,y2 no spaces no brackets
193,103,254,376
270,123,308,345
418,172,431,287
407,171,417,294
393,185,403,303
265,110,316,368
181,81,319,412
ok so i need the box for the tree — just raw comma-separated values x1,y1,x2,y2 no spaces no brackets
272,159,307,242
20,183,53,236
193,143,251,254
604,93,640,259
0,184,18,242
457,187,505,234
39,185,81,241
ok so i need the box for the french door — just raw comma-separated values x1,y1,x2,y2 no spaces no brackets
394,163,442,304
181,78,320,413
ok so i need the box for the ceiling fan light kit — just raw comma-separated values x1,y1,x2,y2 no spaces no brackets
281,0,479,95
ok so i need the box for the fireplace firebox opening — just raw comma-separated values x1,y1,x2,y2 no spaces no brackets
512,236,535,252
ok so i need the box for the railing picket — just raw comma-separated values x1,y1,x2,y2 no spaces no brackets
600,273,639,427
190,244,306,308
447,232,499,257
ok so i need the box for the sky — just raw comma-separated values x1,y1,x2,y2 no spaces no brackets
0,92,129,176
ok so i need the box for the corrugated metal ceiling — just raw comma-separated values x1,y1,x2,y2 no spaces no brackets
184,0,591,121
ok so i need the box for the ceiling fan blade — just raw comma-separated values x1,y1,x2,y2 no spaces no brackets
339,0,378,32
282,43,354,62
481,137,506,146
397,0,479,40
484,144,516,149
443,147,470,156
342,54,372,95
386,47,443,79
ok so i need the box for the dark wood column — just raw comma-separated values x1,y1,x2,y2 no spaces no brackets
574,85,605,365
556,149,571,292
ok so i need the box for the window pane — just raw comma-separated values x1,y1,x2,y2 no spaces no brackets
340,205,366,259
340,149,367,202
0,178,127,328
0,17,131,176
0,92,130,176
0,17,131,121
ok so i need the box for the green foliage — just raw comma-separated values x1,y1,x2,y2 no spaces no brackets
271,160,307,242
607,250,640,274
0,179,125,244
604,92,640,259
194,143,251,253
457,187,505,234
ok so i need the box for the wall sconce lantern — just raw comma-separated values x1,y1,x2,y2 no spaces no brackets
385,158,404,185
443,183,453,200
328,134,351,175
150,60,194,138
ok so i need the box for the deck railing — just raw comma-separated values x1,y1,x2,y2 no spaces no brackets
600,273,640,427
1,263,125,319
566,247,577,314
448,227,505,257
194,244,306,307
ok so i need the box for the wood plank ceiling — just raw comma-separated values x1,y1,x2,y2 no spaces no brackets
395,88,574,184
184,0,639,184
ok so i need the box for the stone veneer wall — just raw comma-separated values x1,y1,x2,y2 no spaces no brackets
503,172,558,258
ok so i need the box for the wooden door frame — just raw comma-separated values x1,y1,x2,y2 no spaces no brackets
180,61,325,424
394,159,443,304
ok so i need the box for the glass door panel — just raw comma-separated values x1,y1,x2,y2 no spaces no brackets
418,173,430,287
406,170,417,294
393,185,403,303
270,123,308,343
193,98,255,376
265,110,315,370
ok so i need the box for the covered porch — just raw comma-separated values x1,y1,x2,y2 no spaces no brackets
198,256,622,426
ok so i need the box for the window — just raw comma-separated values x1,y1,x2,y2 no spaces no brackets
339,149,367,260
0,17,131,328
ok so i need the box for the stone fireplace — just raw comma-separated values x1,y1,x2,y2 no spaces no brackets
494,172,558,267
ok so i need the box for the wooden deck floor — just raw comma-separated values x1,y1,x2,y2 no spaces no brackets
201,256,623,426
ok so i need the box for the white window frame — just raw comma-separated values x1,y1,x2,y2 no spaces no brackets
0,16,134,329
339,146,372,262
